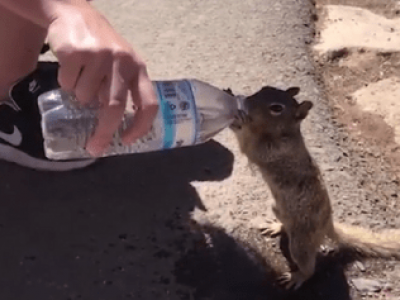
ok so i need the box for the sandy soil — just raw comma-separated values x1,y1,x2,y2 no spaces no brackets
312,1,400,299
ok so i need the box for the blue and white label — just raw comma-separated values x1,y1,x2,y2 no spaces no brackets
155,80,197,149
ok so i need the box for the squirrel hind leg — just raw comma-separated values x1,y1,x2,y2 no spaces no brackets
279,270,310,290
281,238,318,290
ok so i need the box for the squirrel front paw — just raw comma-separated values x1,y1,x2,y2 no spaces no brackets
230,109,251,130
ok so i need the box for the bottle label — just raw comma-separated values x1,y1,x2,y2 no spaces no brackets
155,80,197,149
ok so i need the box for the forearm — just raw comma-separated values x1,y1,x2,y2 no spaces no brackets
0,0,89,28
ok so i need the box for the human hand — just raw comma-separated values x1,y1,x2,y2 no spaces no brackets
46,2,158,156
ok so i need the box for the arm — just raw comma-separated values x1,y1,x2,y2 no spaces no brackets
0,0,158,157
0,0,83,28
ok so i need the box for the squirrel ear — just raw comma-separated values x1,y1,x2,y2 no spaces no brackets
295,101,313,120
223,88,234,96
286,87,300,97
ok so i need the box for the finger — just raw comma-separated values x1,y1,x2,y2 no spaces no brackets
57,53,85,91
74,52,112,105
85,74,128,157
121,67,158,144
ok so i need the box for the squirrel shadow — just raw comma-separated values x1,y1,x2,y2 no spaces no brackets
277,231,356,300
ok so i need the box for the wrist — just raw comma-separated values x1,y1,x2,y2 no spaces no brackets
44,0,92,28
0,0,91,29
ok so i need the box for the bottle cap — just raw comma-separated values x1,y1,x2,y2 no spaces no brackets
234,95,247,112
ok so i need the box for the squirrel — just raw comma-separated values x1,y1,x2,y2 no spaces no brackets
225,86,400,290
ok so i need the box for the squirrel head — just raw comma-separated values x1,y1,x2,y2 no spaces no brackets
244,86,313,136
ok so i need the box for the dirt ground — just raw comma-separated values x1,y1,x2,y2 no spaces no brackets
314,0,400,172
188,1,400,299
311,0,400,299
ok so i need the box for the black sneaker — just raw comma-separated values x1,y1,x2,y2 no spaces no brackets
0,61,96,171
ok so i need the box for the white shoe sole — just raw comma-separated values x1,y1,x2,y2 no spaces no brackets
0,144,97,171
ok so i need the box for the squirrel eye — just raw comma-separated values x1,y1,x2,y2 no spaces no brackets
269,103,285,115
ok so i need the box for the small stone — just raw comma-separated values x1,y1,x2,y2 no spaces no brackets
351,278,382,293
353,261,366,272
390,265,400,279
320,163,335,172
382,282,393,291
309,146,326,154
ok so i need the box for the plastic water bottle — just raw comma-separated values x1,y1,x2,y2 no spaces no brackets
38,79,244,160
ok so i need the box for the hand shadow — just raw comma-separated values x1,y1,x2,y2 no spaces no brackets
0,140,234,300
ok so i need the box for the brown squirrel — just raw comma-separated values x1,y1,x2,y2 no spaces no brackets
226,86,400,290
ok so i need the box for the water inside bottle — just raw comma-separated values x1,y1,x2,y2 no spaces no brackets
38,80,242,160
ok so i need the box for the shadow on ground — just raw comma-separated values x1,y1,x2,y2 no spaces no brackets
0,140,231,299
0,140,356,299
177,221,356,300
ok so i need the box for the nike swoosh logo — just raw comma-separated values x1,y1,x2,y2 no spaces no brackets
0,126,22,146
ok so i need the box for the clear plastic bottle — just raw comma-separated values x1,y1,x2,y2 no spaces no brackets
38,79,244,160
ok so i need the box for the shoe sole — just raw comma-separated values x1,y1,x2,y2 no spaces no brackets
0,144,96,171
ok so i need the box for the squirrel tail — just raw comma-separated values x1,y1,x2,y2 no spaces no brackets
332,222,400,259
